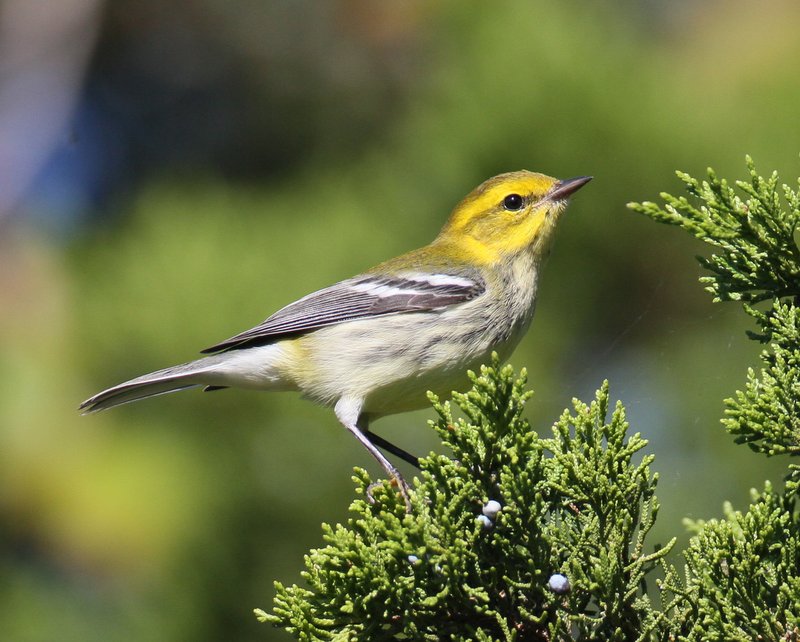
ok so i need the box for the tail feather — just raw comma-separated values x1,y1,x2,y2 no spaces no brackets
79,357,228,414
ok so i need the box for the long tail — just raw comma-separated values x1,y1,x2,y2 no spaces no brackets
79,353,235,414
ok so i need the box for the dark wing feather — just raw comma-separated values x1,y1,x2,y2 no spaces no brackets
201,273,484,353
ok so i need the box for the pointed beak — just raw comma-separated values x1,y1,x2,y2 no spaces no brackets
547,175,593,202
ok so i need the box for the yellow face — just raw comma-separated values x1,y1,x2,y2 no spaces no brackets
440,171,577,263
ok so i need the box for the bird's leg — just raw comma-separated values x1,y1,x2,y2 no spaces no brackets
336,398,412,512
355,415,413,512
362,428,420,469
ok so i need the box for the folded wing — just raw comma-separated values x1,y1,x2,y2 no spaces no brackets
202,272,485,353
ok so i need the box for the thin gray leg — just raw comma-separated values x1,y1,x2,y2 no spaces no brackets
336,397,412,512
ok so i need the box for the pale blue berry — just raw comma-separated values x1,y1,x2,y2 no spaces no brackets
482,500,502,518
476,514,493,530
548,573,570,594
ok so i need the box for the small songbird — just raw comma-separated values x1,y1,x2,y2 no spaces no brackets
80,171,591,510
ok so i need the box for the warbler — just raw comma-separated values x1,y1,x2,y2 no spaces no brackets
80,171,591,509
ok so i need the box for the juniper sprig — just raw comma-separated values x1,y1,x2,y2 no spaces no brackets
261,359,671,641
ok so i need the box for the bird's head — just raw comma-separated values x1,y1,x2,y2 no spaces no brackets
438,171,591,264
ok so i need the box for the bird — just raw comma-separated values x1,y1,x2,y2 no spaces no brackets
80,171,591,510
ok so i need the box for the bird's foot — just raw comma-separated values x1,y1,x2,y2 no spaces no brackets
366,474,412,513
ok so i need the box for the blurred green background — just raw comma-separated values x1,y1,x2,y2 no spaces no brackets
2,0,799,639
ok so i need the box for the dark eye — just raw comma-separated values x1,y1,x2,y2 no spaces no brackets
503,194,524,211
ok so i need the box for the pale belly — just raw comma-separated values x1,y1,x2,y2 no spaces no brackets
283,297,534,418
